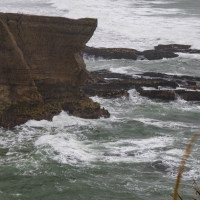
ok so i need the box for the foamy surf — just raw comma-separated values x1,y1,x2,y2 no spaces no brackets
133,118,199,129
35,133,97,166
47,0,200,50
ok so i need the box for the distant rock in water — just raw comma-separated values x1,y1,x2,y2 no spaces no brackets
0,12,109,128
83,46,139,60
154,44,200,54
83,44,200,60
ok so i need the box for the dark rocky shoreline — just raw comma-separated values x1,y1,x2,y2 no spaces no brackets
82,69,200,101
82,44,200,102
0,13,200,128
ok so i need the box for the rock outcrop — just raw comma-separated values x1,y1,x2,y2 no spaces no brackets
0,13,109,128
83,46,139,60
154,44,200,54
83,44,200,60
82,70,200,101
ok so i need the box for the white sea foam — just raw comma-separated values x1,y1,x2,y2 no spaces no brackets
35,133,96,165
109,67,128,74
48,0,200,50
177,53,200,60
33,132,185,167
166,148,184,156
29,119,176,165
25,111,89,128
0,0,59,16
133,118,197,129
98,136,174,163
103,136,174,151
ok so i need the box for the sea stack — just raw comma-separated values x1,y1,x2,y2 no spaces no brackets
0,12,109,128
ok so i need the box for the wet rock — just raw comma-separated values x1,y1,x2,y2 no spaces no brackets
136,89,176,101
180,86,200,90
140,50,178,60
82,69,200,102
137,72,200,87
154,44,200,54
82,86,129,99
0,13,109,128
152,160,170,172
82,69,179,99
83,46,178,60
83,44,200,61
83,46,138,60
176,90,200,101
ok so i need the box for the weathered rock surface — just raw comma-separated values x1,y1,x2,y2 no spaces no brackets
82,70,200,101
0,13,109,128
83,44,200,60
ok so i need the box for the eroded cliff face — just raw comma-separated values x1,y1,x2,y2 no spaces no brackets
0,12,109,128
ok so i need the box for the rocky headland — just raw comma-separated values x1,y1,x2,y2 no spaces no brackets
0,12,200,129
0,12,109,128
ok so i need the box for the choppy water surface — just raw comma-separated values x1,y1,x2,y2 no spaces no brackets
0,0,200,199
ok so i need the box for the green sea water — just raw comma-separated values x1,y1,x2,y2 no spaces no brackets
0,54,200,199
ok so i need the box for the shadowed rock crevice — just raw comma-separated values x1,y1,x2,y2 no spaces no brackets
0,13,109,128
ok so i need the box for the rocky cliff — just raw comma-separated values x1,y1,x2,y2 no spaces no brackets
0,12,109,128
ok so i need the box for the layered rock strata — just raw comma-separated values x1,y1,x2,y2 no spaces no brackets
83,44,200,60
0,13,109,128
82,70,200,101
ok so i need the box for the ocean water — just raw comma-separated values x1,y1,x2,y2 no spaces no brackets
0,0,200,199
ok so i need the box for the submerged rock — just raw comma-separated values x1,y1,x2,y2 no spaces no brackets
0,12,109,128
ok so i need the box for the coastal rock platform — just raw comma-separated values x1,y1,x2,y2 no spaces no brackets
82,70,200,101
